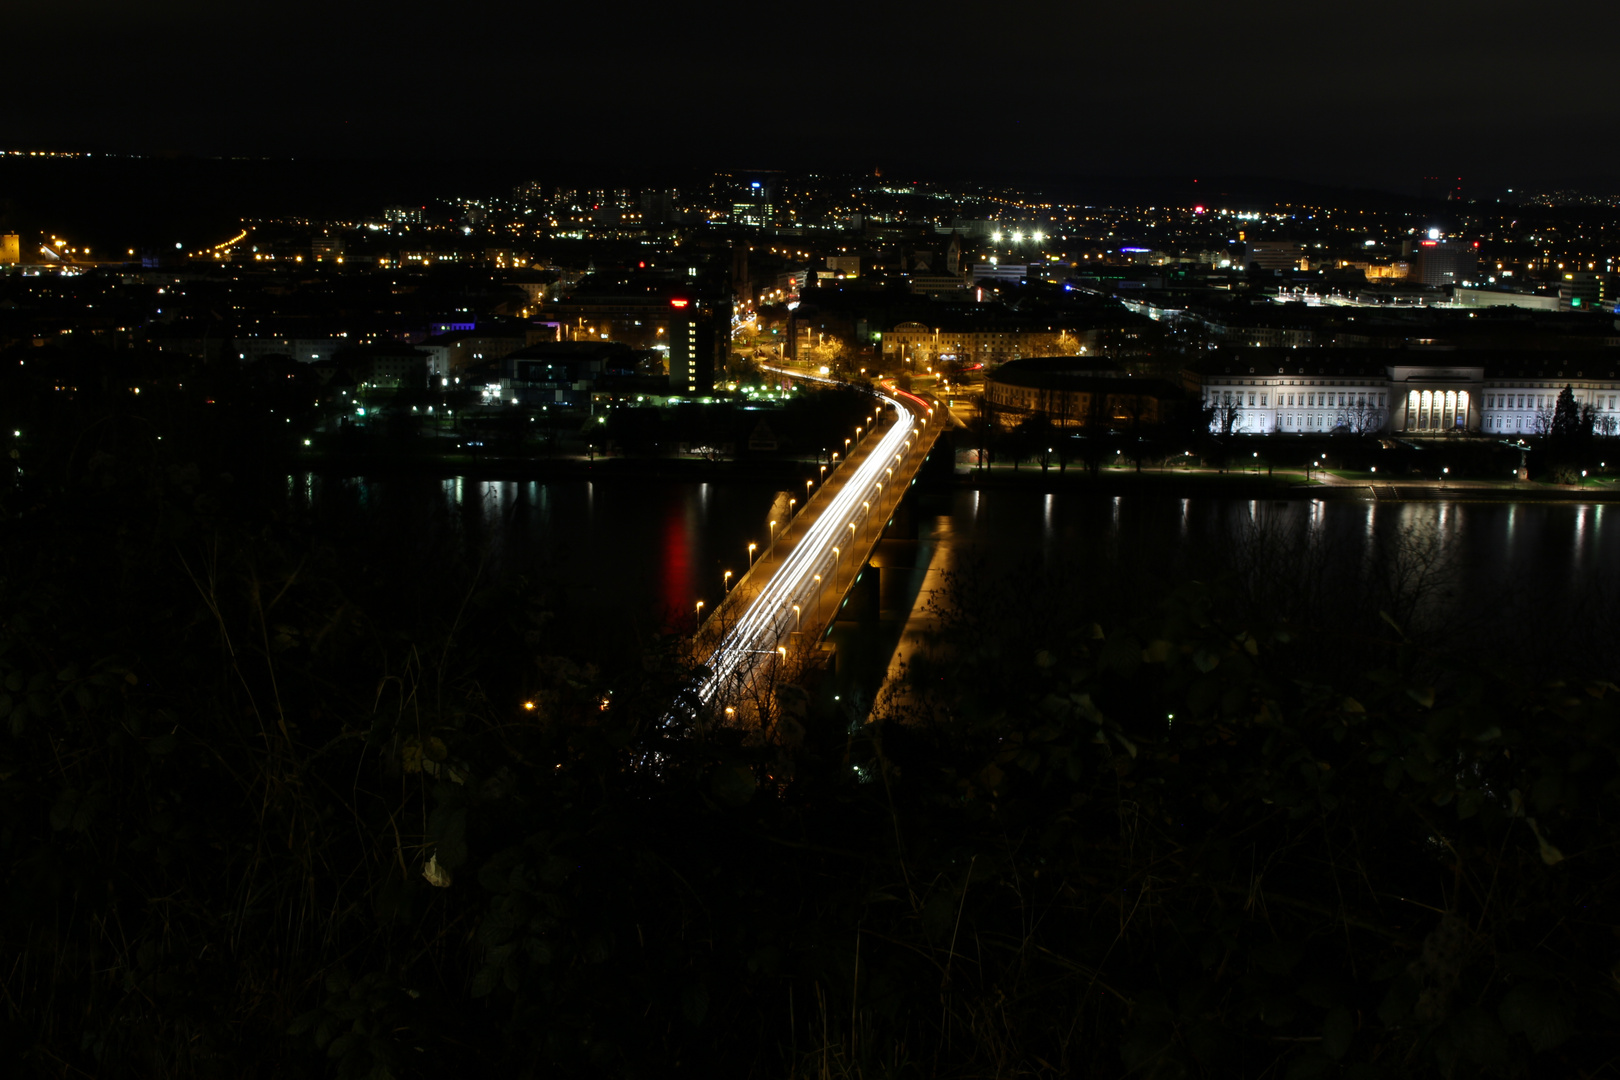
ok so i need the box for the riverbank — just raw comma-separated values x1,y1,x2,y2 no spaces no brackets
945,464,1620,502
274,450,824,484
271,451,1620,503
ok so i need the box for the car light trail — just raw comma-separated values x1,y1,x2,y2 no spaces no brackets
695,375,927,709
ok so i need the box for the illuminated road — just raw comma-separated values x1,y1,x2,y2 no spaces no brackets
692,371,935,710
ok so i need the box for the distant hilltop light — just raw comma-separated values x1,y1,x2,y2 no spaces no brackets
1428,227,1442,240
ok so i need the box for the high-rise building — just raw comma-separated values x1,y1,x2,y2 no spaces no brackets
0,234,21,265
1412,239,1478,287
1244,241,1301,271
666,296,723,394
731,180,775,228
640,189,677,225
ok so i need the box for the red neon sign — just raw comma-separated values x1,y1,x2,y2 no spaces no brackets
670,298,690,308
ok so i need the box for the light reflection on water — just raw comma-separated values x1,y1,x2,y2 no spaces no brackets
927,490,1617,666
285,472,780,637
284,474,1620,667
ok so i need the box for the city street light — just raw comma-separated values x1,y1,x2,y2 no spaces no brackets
724,570,733,592
792,604,801,631
695,600,704,624
813,573,821,625
748,541,757,567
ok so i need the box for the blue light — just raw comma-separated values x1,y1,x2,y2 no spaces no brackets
751,181,761,189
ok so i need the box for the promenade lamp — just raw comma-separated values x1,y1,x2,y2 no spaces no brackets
748,541,757,567
806,479,814,501
855,427,862,442
793,604,801,631
789,497,797,518
768,520,777,560
845,438,852,453
862,501,871,541
813,573,822,624
832,546,840,581
724,569,733,593
695,600,704,624
820,465,827,480
778,646,787,664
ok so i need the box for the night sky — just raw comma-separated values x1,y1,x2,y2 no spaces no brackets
9,0,1619,192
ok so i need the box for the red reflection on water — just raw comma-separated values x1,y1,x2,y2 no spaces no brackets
659,497,692,629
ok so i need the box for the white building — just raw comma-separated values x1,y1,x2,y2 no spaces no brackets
1194,350,1620,437
1199,356,1389,434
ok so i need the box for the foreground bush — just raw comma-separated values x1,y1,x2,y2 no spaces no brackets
3,411,1617,1079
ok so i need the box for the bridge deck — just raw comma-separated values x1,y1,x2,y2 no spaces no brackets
691,380,942,711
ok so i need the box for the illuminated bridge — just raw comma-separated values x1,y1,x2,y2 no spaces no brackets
687,371,944,717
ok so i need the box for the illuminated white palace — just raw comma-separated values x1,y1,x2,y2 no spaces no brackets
1193,350,1620,437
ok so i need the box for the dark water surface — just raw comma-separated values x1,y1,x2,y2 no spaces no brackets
850,490,1620,708
286,473,782,649
287,473,1620,683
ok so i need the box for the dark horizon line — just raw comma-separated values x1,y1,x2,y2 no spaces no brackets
5,145,1618,200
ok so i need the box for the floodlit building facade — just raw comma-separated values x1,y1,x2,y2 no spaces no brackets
1192,350,1620,436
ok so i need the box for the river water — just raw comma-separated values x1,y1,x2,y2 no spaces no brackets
286,473,1620,692
862,490,1620,711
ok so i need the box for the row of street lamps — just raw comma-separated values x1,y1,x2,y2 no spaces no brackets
691,390,932,705
703,406,896,634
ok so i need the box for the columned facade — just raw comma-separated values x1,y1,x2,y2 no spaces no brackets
1386,365,1483,434
1194,354,1620,437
